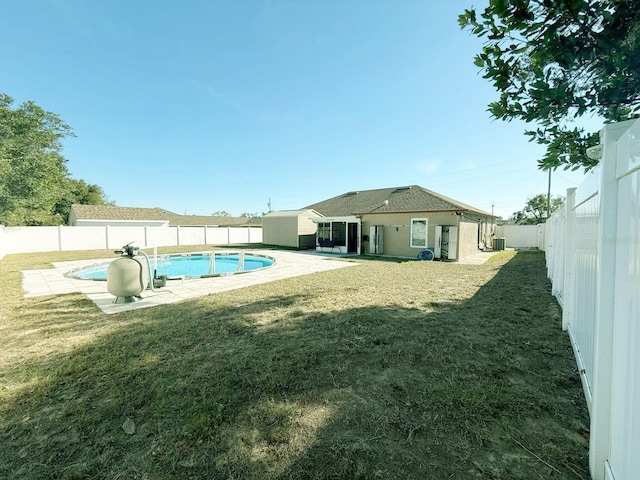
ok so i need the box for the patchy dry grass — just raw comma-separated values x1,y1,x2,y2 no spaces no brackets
0,248,589,479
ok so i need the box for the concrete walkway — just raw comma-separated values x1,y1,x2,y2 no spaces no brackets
21,250,357,315
456,250,503,264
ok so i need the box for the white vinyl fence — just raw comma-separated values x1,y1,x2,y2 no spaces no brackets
545,119,640,480
494,224,545,249
0,225,263,259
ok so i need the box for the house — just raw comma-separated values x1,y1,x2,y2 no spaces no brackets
69,204,260,227
262,209,323,249
304,185,495,260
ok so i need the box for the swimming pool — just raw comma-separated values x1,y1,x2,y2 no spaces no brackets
67,252,275,280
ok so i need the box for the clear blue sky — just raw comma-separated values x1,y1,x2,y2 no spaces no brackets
2,0,597,219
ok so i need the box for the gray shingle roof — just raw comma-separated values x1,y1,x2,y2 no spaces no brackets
263,209,322,218
71,204,170,221
70,204,260,226
305,185,491,217
168,215,259,226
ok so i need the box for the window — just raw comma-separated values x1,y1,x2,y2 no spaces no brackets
317,222,331,241
410,218,428,248
331,222,346,246
317,221,347,246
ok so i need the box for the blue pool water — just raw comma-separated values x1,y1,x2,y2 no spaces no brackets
70,253,275,280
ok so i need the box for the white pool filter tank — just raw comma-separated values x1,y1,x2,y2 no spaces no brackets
107,244,149,303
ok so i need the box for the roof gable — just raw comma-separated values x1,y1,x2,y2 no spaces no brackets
305,185,491,217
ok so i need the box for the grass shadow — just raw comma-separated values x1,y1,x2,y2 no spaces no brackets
0,251,589,479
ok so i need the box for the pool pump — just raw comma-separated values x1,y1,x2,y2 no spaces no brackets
107,243,149,303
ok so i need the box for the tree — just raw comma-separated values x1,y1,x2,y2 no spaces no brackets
211,210,231,217
510,193,564,224
459,1,640,171
240,212,261,219
54,179,113,225
0,94,109,225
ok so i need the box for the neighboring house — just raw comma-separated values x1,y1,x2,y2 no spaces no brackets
304,185,495,260
69,204,260,227
262,209,323,249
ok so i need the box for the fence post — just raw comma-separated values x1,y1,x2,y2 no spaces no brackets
589,121,629,479
0,225,5,260
562,188,576,331
537,223,545,251
545,219,552,277
545,218,552,257
57,225,64,251
552,206,566,301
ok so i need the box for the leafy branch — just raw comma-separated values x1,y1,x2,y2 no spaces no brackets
460,0,640,171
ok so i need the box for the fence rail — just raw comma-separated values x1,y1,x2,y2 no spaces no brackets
0,225,263,259
545,118,640,480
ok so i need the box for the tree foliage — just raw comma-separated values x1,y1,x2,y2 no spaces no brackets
240,212,262,219
55,178,112,226
459,0,640,171
510,193,564,224
0,94,110,225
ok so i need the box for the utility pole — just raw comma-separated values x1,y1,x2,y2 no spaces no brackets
267,198,272,213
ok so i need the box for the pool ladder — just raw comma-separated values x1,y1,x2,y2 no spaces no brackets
236,251,245,273
208,251,216,275
207,250,245,275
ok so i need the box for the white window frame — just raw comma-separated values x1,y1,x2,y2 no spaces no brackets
410,218,428,248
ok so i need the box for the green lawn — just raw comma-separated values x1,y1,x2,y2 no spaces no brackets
0,248,589,479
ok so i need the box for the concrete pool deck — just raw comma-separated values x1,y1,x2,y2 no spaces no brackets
21,249,500,315
21,250,358,315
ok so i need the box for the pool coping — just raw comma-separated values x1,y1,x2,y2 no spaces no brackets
21,250,358,315
63,251,277,281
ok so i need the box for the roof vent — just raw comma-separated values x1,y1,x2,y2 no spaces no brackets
343,191,359,197
392,186,412,194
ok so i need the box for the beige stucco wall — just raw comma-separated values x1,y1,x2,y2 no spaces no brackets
480,218,494,248
458,218,480,260
263,216,299,247
361,212,458,258
262,212,319,248
361,212,491,260
297,216,319,236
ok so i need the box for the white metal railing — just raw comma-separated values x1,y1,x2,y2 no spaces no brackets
545,118,640,480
